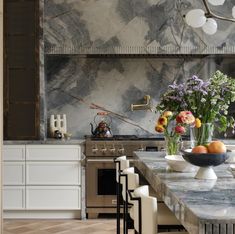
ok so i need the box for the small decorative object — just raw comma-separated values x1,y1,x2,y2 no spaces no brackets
156,71,235,148
165,155,197,172
155,111,195,155
90,112,112,138
185,0,235,35
181,149,229,180
64,133,72,140
54,130,62,139
50,114,67,138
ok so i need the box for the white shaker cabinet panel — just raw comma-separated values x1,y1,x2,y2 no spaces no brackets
26,186,81,210
3,162,25,185
26,145,81,161
3,186,25,210
3,145,25,161
26,162,81,185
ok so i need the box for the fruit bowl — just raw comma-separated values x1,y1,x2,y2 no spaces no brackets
165,155,197,172
181,149,229,180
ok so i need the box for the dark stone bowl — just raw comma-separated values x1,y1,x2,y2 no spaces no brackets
181,149,229,167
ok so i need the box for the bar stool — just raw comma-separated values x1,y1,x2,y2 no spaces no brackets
114,156,130,234
129,186,188,234
120,167,140,234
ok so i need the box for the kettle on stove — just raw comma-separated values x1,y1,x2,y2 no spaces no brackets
90,112,113,138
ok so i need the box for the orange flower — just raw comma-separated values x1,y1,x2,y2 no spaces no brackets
157,116,167,126
155,125,165,133
163,111,173,118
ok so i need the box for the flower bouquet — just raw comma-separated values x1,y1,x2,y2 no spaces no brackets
156,71,235,146
155,111,195,155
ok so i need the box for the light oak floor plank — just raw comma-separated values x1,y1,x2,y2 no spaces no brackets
3,219,135,234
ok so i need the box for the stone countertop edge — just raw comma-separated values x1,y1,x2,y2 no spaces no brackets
3,139,85,145
133,151,235,234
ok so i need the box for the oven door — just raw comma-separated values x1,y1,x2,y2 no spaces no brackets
86,158,118,208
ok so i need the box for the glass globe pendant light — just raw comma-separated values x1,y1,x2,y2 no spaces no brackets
208,0,225,6
185,0,235,35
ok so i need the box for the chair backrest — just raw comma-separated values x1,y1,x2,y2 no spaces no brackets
132,186,158,234
120,167,139,201
114,156,129,182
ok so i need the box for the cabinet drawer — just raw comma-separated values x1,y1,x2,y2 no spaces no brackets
3,186,25,210
26,162,80,185
3,145,25,161
26,145,81,161
26,186,81,210
3,162,25,185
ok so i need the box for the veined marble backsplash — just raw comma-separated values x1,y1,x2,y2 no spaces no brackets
45,56,235,138
44,0,235,54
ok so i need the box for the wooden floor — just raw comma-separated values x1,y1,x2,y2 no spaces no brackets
3,219,134,234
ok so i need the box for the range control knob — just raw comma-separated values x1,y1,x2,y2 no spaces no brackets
109,145,116,153
118,146,125,154
100,147,107,154
92,145,98,154
138,145,144,151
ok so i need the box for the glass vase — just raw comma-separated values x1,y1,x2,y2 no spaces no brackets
164,135,181,155
190,123,214,147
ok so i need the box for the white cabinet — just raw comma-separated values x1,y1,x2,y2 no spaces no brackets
26,162,80,185
3,186,25,210
26,145,81,161
3,144,82,218
3,162,25,185
3,145,25,161
26,186,81,210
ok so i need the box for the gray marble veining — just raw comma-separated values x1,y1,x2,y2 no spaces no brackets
45,55,235,138
134,151,235,234
44,0,235,54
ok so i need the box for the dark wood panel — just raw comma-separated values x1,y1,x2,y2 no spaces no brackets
8,68,36,102
6,103,38,139
6,1,35,34
7,35,35,67
4,0,40,140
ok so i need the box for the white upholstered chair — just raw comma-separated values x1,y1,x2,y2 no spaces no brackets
129,186,188,234
114,156,130,234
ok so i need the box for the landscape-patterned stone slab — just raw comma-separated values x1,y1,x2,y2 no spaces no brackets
45,55,234,138
44,0,235,54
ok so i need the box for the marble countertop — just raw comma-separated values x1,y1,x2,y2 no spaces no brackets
4,139,85,145
134,151,235,234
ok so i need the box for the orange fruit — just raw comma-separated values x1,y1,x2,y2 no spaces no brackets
207,141,226,154
192,145,208,154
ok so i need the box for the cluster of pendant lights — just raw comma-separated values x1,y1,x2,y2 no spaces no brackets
185,0,235,35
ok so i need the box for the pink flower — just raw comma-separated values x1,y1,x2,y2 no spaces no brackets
175,125,186,134
176,111,195,124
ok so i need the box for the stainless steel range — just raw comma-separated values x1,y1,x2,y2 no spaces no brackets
85,135,165,218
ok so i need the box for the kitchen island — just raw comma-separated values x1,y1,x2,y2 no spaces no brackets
134,152,235,234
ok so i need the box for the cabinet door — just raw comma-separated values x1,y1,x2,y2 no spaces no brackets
3,162,25,185
3,145,25,161
26,162,80,185
26,145,81,161
3,186,25,210
26,186,81,210
4,0,40,140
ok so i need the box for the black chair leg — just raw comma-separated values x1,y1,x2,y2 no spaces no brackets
116,180,120,234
